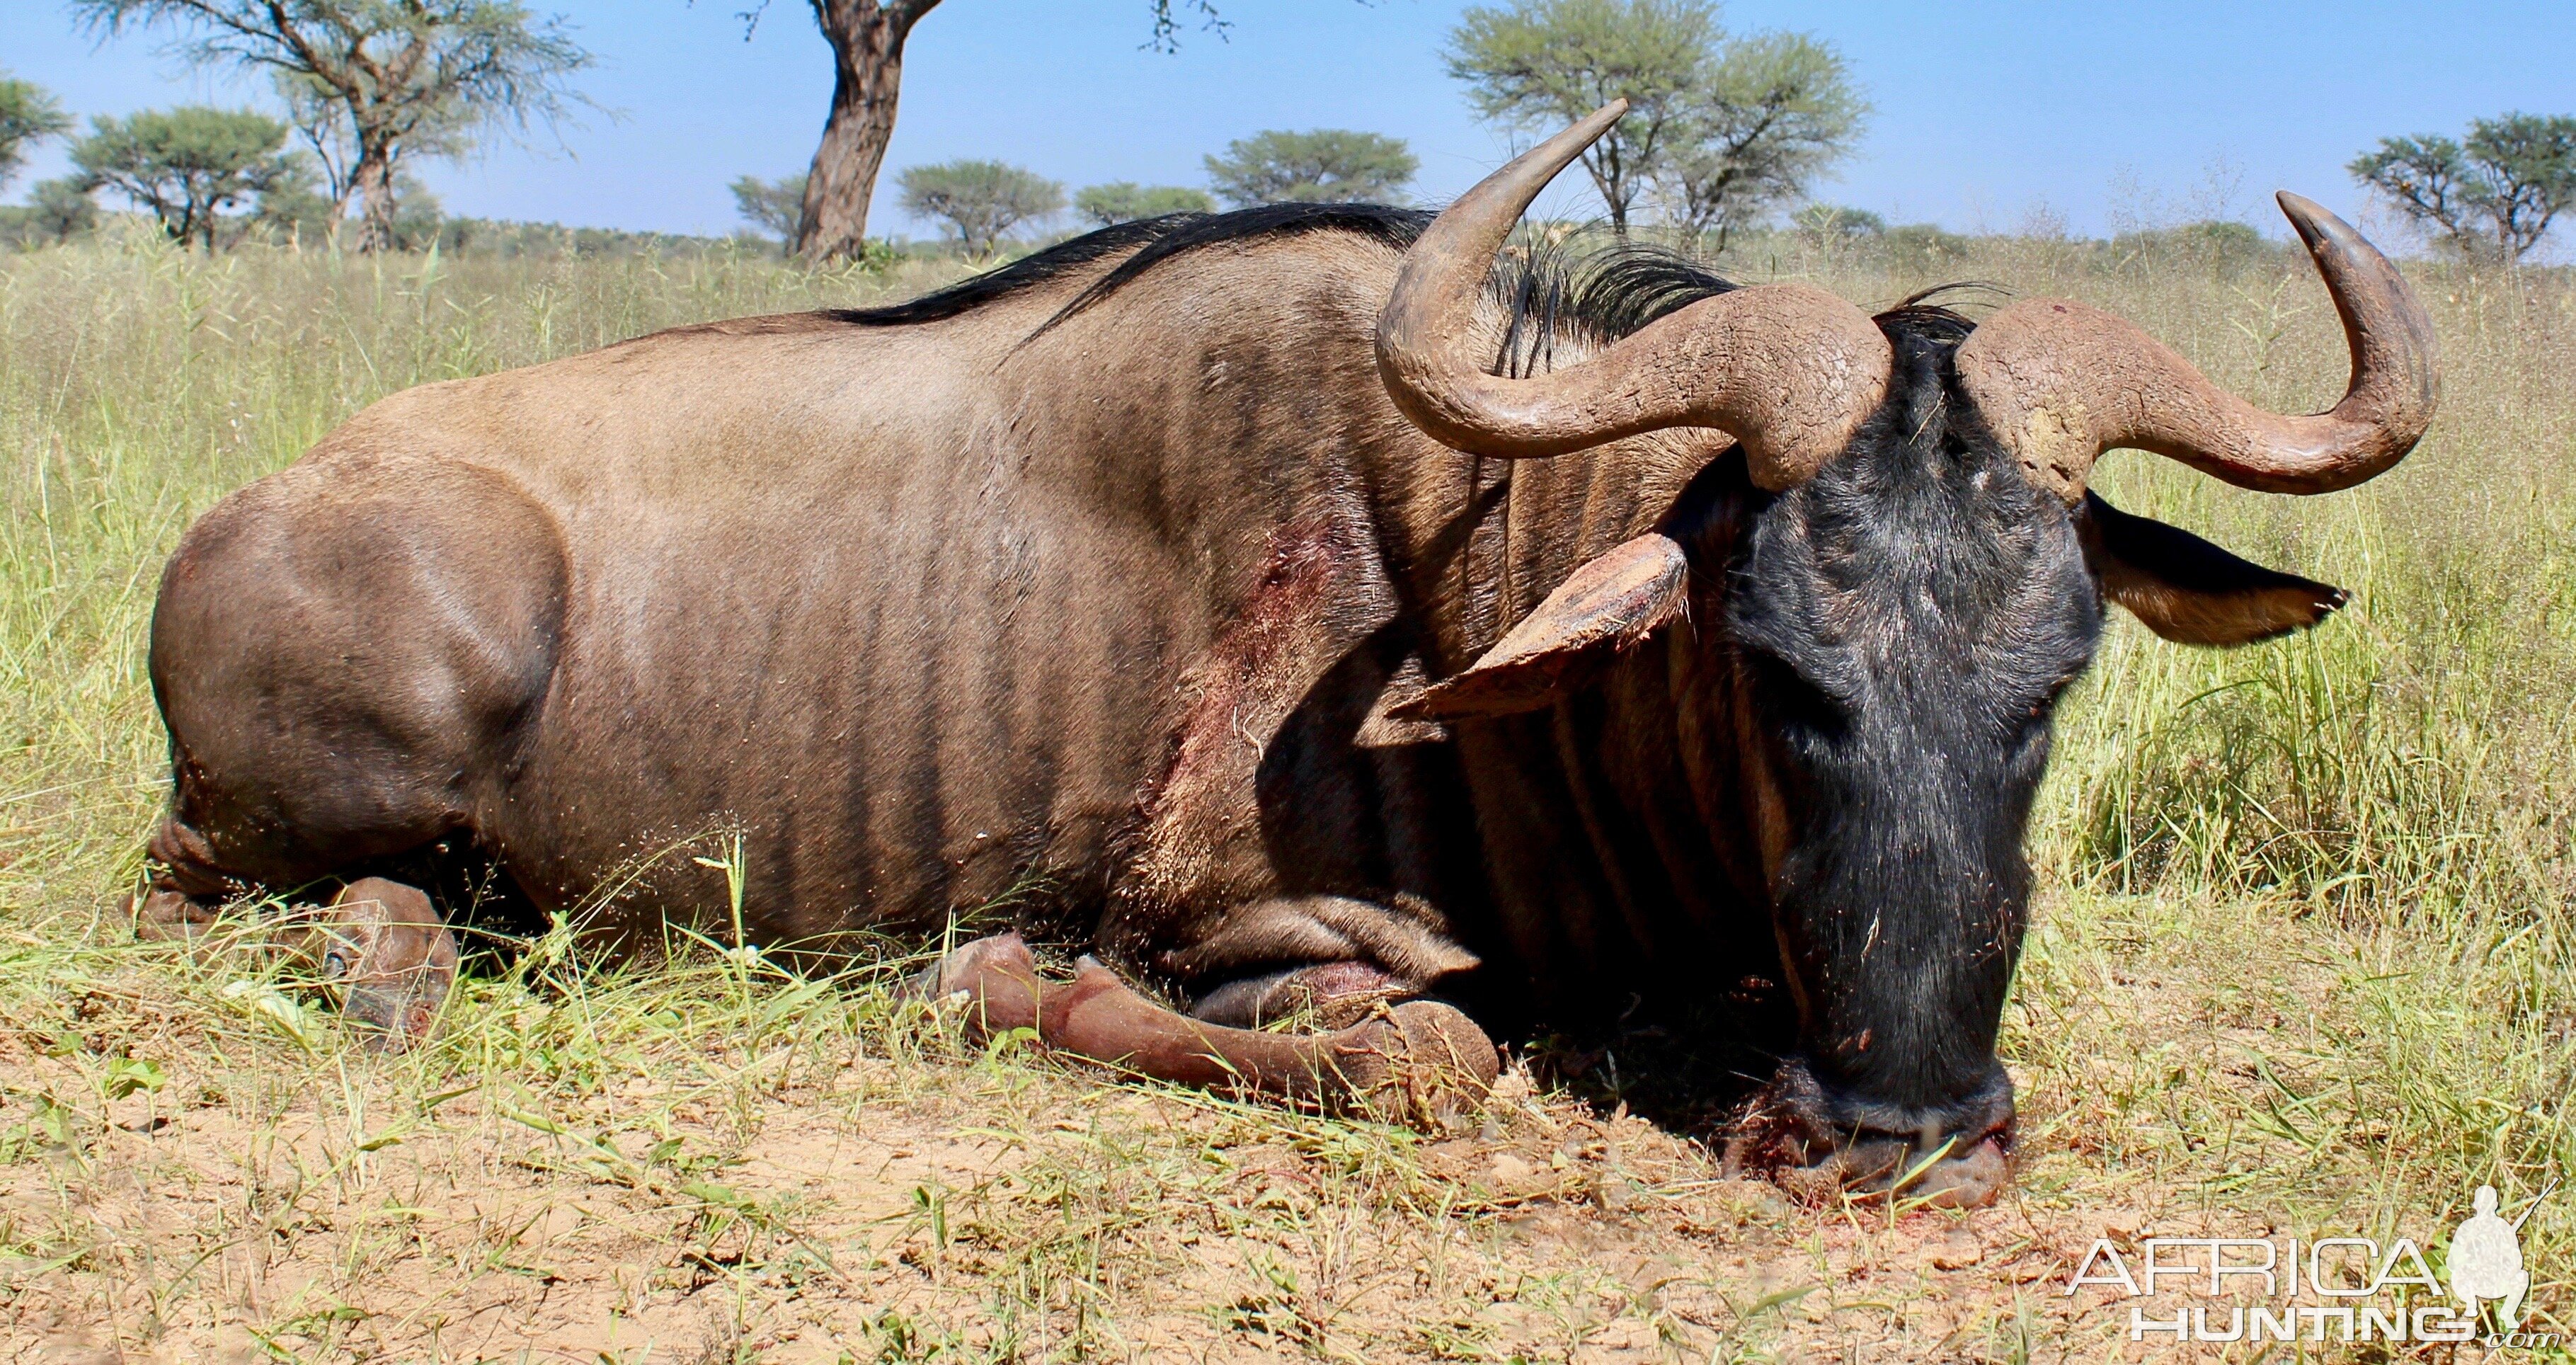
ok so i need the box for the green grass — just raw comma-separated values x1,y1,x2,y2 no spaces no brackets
1,219,2572,1359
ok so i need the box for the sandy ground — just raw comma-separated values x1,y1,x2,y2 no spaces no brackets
1,889,2558,1362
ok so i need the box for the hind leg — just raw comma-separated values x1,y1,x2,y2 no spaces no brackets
130,889,222,944
136,451,563,1043
148,451,566,890
1189,961,1411,1029
278,878,458,1048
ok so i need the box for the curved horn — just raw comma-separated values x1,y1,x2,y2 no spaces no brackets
1375,103,1893,491
1955,192,2439,502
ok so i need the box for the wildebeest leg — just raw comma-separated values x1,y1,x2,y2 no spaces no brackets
128,813,248,944
280,877,459,1050
130,889,224,944
912,934,1499,1126
1186,960,1409,1029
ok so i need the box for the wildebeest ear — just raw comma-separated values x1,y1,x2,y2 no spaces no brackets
2078,491,2348,646
1394,534,1690,721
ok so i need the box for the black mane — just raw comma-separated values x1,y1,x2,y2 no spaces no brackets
835,202,1978,362
825,214,1198,327
830,202,1432,333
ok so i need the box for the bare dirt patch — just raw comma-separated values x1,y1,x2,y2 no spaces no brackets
6,889,2550,1362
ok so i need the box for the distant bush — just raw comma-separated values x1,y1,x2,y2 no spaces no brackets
731,173,807,247
1074,182,1214,227
245,156,338,245
898,159,1065,259
2110,219,2280,273
1878,222,1971,272
1792,203,1884,239
423,218,734,258
1205,129,1416,207
0,178,102,246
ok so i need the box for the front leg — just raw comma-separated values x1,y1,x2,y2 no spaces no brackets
1188,959,1411,1030
913,934,1499,1128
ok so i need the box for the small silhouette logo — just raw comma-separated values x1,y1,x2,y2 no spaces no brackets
2451,1180,2552,1330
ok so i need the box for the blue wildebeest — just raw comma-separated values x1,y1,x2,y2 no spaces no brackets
135,107,2432,1204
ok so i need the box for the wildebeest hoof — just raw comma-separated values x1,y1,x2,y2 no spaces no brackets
130,888,221,945
903,931,1042,1016
289,878,458,1052
908,933,1499,1131
1330,1000,1503,1131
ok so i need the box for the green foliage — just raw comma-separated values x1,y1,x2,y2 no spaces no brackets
0,74,74,193
69,106,295,251
71,0,595,252
1446,0,1863,239
1074,181,1215,227
1660,30,1868,248
1446,0,1714,231
2109,219,2274,275
1791,203,1882,239
731,172,808,246
896,159,1064,258
245,152,342,244
1877,222,1969,271
25,178,103,244
2352,112,2576,262
1203,129,1416,207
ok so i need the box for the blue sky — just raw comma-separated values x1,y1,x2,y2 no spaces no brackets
4,1,2571,244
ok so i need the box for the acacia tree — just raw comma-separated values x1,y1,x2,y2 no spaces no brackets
71,1,594,251
776,0,942,263
1658,31,1867,250
2352,113,2576,263
1075,182,1213,226
1447,0,1864,241
1204,130,1416,206
732,171,808,244
1446,0,1715,232
0,74,74,193
71,105,296,250
897,159,1061,258
763,0,1366,263
28,178,103,242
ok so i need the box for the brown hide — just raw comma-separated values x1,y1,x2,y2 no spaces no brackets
147,228,1740,1012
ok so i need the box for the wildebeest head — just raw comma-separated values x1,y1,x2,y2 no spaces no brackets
1377,104,2436,1204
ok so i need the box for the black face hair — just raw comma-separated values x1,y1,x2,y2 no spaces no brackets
1723,310,2101,1120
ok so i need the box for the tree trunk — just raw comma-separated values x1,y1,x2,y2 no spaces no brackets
1582,144,1630,236
352,147,398,253
796,0,941,264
